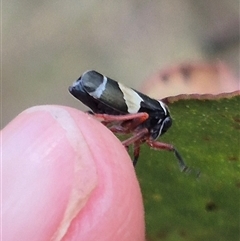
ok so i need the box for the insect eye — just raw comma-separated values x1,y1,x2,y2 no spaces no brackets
161,117,172,134
150,116,172,140
165,116,172,127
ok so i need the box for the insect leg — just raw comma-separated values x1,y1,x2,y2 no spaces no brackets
92,112,149,136
92,112,149,124
91,113,150,166
133,142,141,166
121,128,148,166
122,128,148,147
146,140,189,172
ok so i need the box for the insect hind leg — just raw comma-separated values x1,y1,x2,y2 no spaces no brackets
146,140,189,172
92,112,148,124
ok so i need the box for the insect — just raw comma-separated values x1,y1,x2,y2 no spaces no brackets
69,70,188,172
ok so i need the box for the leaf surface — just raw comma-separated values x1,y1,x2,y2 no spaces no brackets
135,95,239,241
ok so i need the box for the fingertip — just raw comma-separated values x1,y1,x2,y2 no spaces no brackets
3,106,98,240
65,107,145,241
3,105,145,241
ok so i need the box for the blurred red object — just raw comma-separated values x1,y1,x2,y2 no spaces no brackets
140,62,239,99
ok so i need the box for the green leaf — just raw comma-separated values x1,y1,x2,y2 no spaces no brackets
136,95,240,241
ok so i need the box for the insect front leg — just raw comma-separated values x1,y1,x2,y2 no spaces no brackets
122,140,142,166
133,142,141,166
121,128,148,166
146,140,189,172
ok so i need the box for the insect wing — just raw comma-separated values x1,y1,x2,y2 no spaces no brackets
70,70,168,117
81,71,143,114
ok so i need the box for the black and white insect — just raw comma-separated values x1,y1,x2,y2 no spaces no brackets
69,70,188,172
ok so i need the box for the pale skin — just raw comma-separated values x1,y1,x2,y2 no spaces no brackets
2,106,145,241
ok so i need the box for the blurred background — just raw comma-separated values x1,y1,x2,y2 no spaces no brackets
2,0,239,126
